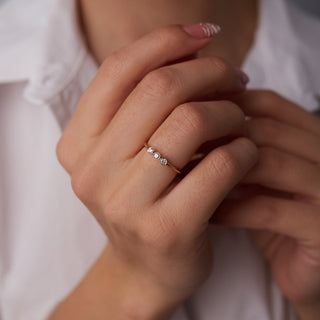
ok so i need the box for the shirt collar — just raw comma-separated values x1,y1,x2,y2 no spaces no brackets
23,0,97,107
0,0,97,94
0,0,98,129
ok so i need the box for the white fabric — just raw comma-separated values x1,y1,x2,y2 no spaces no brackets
0,0,319,319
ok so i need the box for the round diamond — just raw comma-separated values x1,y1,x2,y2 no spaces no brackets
160,158,168,165
153,152,161,159
147,147,154,154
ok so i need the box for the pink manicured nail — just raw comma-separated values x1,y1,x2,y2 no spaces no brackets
183,23,221,39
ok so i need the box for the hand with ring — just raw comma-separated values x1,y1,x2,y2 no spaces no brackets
55,24,258,319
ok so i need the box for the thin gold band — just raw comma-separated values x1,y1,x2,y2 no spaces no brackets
144,142,181,174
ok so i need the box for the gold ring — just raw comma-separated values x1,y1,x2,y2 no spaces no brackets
144,142,181,174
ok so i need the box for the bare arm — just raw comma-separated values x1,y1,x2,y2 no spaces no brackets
49,245,178,320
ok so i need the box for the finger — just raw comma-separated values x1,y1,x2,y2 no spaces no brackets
157,138,258,231
227,184,293,201
232,90,320,136
127,101,245,202
66,24,219,138
212,196,320,241
246,117,320,164
59,24,219,172
243,147,320,200
102,56,249,159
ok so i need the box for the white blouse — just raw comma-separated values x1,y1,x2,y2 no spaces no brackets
0,0,319,319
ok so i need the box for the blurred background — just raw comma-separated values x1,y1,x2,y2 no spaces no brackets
290,0,320,16
0,0,320,17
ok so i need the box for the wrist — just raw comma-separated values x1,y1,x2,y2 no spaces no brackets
50,245,182,320
102,245,182,320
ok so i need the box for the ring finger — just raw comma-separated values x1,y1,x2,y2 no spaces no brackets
126,100,245,202
100,56,248,160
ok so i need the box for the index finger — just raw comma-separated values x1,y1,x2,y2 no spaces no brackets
67,23,221,137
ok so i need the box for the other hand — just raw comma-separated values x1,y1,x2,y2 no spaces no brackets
213,90,320,319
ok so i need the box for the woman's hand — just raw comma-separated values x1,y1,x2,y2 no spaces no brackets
55,24,257,319
212,90,320,320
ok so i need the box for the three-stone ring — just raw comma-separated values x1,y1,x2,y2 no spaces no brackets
144,142,181,174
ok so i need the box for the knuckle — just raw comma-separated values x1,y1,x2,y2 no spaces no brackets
210,148,240,178
237,137,259,160
100,49,127,78
224,100,245,118
171,103,208,138
207,56,229,75
140,68,181,97
209,138,258,178
56,135,68,166
71,161,99,205
219,100,246,124
56,134,76,172
70,166,90,202
151,26,181,48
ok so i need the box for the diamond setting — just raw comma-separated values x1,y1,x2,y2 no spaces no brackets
153,152,161,159
145,142,180,173
160,158,168,165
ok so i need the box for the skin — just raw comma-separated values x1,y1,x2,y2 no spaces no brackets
49,0,320,319
52,25,256,319
78,0,257,66
213,91,320,320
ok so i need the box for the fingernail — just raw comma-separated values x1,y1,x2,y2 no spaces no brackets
235,67,250,86
183,22,221,39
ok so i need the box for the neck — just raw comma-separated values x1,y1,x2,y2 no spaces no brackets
79,0,257,67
